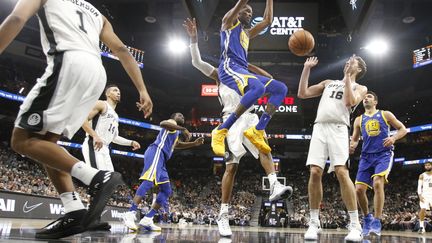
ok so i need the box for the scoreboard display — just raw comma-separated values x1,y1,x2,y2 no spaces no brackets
413,45,432,68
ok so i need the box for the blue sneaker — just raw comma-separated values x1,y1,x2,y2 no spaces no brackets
369,218,382,236
362,214,373,236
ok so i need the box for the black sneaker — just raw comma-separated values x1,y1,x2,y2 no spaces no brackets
87,217,111,231
82,171,124,227
35,209,86,239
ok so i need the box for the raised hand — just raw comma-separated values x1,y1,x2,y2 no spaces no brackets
136,90,153,119
182,18,197,40
304,56,318,68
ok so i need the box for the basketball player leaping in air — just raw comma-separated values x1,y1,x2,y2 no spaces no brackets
417,161,432,234
351,91,407,237
0,0,152,239
81,84,142,230
212,0,288,157
122,113,204,231
183,18,292,237
298,56,368,242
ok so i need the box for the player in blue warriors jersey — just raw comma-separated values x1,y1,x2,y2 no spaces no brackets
350,91,407,237
122,113,204,231
212,0,289,156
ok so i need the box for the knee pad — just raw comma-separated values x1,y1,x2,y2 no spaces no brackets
267,80,288,106
156,183,172,205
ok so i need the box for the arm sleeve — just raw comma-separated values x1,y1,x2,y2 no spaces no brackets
112,135,133,146
190,43,216,77
418,179,423,195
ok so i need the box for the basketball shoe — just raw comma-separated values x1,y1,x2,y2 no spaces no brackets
361,213,373,236
269,182,293,201
211,126,228,156
369,218,381,236
83,171,124,227
217,213,232,237
243,127,271,154
304,219,321,240
139,217,161,231
35,209,86,239
345,222,363,242
419,227,426,234
122,211,138,231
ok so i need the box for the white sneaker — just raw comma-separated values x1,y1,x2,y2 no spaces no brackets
345,224,363,242
304,219,321,240
269,182,293,201
139,216,161,231
122,211,138,231
419,227,426,234
217,213,232,237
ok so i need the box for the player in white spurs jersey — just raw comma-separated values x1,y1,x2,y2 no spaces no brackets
418,162,432,234
298,56,368,242
81,84,141,230
0,0,152,239
82,84,141,172
183,18,292,237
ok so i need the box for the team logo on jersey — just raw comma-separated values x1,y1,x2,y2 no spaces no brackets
365,119,380,137
240,30,249,51
27,113,41,126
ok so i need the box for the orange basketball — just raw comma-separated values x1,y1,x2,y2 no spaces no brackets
288,29,315,56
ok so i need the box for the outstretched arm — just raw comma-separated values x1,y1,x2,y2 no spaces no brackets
222,0,250,31
112,135,140,150
175,137,204,149
297,57,328,99
160,119,191,141
183,18,218,82
382,111,408,147
0,0,44,54
100,16,152,118
248,0,273,39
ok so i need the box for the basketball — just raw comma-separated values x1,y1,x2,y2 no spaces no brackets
288,29,315,56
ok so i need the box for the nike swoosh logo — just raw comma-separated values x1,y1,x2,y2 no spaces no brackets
23,201,43,213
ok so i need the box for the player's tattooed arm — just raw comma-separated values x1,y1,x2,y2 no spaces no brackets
248,64,273,79
350,116,362,154
0,0,45,54
175,137,204,149
82,101,106,151
222,0,250,31
382,111,408,147
249,0,273,39
298,57,328,99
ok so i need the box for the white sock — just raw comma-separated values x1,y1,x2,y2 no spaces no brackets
348,210,360,226
71,161,99,185
220,203,229,215
60,192,85,214
268,172,278,186
310,209,319,221
420,220,424,228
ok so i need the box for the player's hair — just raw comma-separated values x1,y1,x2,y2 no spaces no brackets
170,113,183,119
354,56,367,80
104,84,119,97
367,91,378,102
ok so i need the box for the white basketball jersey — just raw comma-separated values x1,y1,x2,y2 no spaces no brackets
89,102,119,145
315,80,357,126
38,0,103,57
218,83,254,115
422,173,432,197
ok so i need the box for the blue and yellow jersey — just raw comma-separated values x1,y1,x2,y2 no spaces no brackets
361,110,392,154
219,20,249,68
150,128,180,159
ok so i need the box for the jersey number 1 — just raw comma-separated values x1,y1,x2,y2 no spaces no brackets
76,11,88,34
